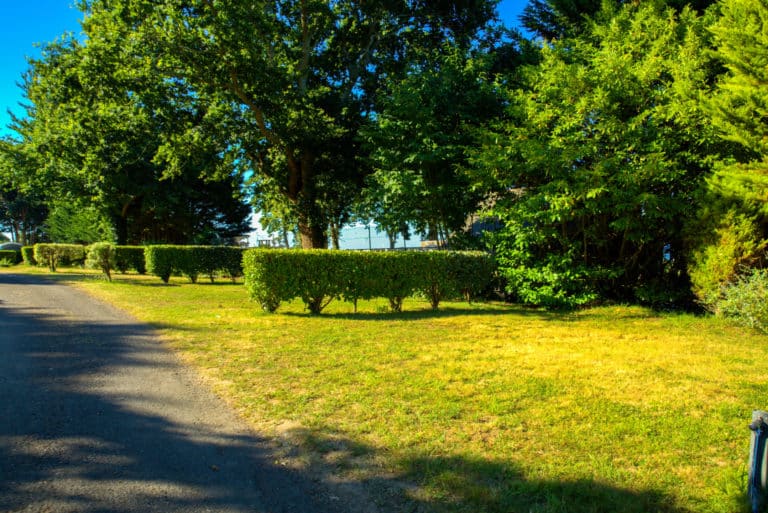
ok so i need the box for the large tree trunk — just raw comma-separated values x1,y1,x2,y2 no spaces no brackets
298,218,327,249
288,151,329,249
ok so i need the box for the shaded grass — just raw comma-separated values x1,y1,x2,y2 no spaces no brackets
6,266,765,512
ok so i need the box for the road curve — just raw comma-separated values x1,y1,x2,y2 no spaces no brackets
0,273,339,513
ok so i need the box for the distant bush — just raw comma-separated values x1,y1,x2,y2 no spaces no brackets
21,246,36,266
34,243,86,272
115,246,147,274
243,249,495,314
144,245,178,283
145,245,244,284
197,246,244,282
0,250,22,265
86,242,116,281
718,268,768,333
417,251,496,309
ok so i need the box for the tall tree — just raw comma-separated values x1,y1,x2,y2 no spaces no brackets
17,36,251,245
685,0,768,307
706,0,768,209
78,0,500,248
362,45,504,246
520,0,717,40
473,3,722,307
0,140,48,245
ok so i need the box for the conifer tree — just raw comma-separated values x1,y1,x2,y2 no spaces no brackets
707,0,768,211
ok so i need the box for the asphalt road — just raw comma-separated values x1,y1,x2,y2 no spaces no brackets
0,273,342,513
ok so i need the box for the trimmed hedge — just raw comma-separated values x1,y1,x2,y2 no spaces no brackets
115,246,147,274
86,242,116,281
34,243,86,271
21,246,36,266
145,245,244,284
0,250,22,265
243,249,495,314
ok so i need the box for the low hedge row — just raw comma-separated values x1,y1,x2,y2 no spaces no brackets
145,245,244,283
115,246,147,274
243,249,495,314
0,250,22,264
21,246,36,265
34,243,86,271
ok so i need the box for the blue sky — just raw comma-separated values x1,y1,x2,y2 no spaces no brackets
0,1,529,138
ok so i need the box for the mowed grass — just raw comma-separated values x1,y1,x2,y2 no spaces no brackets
11,267,768,512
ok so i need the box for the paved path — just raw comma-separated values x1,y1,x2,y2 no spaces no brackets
0,273,340,513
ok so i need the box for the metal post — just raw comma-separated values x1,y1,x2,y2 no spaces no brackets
367,224,372,251
749,410,768,513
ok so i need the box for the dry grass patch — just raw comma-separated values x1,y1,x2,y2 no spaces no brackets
9,267,765,513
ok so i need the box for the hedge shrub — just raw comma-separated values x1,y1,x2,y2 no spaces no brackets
145,245,179,283
86,242,116,281
115,246,147,274
34,244,86,271
243,249,495,314
688,210,766,311
21,246,36,266
145,245,244,284
718,268,768,332
0,250,21,265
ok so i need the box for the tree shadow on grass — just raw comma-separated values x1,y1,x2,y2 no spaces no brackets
282,303,565,322
278,426,715,513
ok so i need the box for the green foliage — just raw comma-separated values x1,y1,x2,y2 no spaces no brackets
79,0,498,248
689,0,768,305
44,201,115,245
361,47,500,245
33,243,86,272
718,268,768,332
114,246,146,274
18,34,251,247
472,3,719,308
145,245,244,284
0,140,48,245
242,250,494,314
242,250,289,312
86,242,116,281
0,250,21,265
687,210,766,310
144,246,175,283
20,246,36,266
208,246,244,283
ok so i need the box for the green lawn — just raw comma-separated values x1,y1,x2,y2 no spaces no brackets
10,267,767,512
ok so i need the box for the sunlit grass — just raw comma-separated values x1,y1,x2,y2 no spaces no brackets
6,265,765,512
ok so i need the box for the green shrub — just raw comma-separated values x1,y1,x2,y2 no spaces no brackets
374,252,421,312
216,246,245,282
115,246,147,274
33,244,86,272
416,251,496,309
0,250,22,265
144,245,176,283
21,246,36,266
688,211,766,311
145,245,244,284
243,249,296,312
243,249,495,314
718,268,768,332
86,242,116,281
177,247,202,283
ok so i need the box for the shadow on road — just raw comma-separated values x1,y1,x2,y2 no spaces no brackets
0,273,335,513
